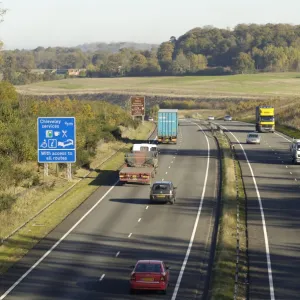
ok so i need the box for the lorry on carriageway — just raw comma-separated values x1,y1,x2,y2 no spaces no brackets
157,109,178,144
255,106,275,133
119,143,158,185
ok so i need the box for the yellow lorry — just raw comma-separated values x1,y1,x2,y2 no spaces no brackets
255,106,275,133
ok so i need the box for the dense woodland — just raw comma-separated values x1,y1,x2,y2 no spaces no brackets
3,23,300,85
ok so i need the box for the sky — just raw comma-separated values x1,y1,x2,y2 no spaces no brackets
1,0,300,50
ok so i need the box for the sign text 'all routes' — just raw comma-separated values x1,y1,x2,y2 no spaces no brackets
130,96,145,116
37,117,76,163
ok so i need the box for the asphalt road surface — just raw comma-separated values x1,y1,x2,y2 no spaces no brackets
0,120,219,300
215,120,300,300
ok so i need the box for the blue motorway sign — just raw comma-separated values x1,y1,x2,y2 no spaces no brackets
37,117,76,163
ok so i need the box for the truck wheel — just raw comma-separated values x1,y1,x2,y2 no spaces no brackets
169,199,175,205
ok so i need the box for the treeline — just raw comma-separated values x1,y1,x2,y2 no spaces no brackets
0,81,139,210
3,23,300,85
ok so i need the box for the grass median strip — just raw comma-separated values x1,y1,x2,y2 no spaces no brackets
0,122,155,276
211,132,248,300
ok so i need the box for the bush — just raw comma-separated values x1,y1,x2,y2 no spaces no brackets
0,193,17,212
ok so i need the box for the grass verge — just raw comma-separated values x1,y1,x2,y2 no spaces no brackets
210,131,248,300
0,121,155,275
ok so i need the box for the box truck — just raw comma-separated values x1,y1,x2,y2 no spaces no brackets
255,106,275,133
157,109,178,144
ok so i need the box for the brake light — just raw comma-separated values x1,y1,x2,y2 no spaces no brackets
130,273,136,281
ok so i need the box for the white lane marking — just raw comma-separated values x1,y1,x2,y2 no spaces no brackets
0,180,119,300
115,251,120,257
286,166,288,168
278,157,280,159
138,218,141,222
145,206,149,210
295,179,297,181
99,274,105,281
220,124,275,300
169,166,171,168
128,233,132,238
171,122,210,300
269,145,271,147
275,132,292,142
165,172,168,174
0,132,159,299
171,161,174,163
290,172,293,175
275,153,277,155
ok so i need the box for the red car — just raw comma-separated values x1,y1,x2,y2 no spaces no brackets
129,260,170,294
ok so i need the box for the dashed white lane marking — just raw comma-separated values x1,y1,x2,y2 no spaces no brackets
162,178,164,181
286,166,288,168
146,206,149,209
295,179,297,181
138,218,141,222
165,172,168,174
278,157,280,159
282,161,284,163
290,172,293,175
0,136,161,300
171,161,174,163
171,122,210,300
128,233,132,238
173,156,176,159
169,166,171,168
99,274,105,281
220,124,275,300
115,251,120,257
0,179,120,300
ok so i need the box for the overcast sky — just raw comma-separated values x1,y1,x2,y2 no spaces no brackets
1,0,300,50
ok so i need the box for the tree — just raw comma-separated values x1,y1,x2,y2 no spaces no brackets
234,52,255,74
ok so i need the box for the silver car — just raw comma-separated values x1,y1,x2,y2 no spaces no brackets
224,115,232,121
208,116,214,120
246,132,261,144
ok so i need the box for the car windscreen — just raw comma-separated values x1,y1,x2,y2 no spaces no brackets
297,144,300,150
152,184,171,193
248,134,258,138
135,263,162,273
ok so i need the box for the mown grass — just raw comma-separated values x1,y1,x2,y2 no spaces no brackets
211,132,247,300
0,121,155,275
16,72,300,98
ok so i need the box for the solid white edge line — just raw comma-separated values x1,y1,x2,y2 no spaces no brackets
0,132,158,299
171,122,210,300
145,206,149,209
99,274,105,281
220,124,275,300
0,181,119,300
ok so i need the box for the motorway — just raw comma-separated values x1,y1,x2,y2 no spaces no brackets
0,120,219,300
214,120,300,300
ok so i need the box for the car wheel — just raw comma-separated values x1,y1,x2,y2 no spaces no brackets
129,288,135,294
162,288,167,294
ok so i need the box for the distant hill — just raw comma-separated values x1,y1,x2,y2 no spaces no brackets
76,42,159,53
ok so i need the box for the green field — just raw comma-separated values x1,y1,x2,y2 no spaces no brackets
16,72,300,99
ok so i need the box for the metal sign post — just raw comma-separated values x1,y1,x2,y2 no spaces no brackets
67,163,72,181
37,117,76,179
44,163,48,179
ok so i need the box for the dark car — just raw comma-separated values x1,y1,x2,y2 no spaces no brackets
129,260,171,294
150,181,176,204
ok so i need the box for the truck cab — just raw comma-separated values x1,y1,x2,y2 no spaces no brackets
290,139,300,164
255,106,275,133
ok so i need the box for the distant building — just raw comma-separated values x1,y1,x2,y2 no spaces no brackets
56,69,86,76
